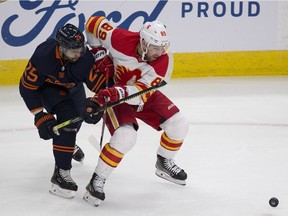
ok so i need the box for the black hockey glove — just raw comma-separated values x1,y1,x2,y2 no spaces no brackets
82,97,102,124
34,111,59,140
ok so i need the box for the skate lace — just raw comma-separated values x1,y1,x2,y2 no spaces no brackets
164,159,182,175
59,169,74,183
93,175,105,193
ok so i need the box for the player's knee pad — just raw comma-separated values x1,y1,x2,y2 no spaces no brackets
160,112,189,141
109,124,137,154
53,99,79,130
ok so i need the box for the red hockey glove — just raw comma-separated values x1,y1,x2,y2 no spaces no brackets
90,47,114,78
98,85,128,105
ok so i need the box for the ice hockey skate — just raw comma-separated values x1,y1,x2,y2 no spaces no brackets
155,154,187,186
83,173,106,207
49,166,78,199
72,144,85,162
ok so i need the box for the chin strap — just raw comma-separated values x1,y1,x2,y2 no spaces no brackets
140,39,148,61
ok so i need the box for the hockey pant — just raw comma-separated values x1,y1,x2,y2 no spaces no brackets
39,84,86,169
94,91,189,179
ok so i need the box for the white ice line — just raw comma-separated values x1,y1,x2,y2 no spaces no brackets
0,127,35,133
189,122,288,127
1,122,288,134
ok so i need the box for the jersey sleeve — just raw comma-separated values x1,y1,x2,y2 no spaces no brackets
85,16,115,50
19,58,46,113
84,65,107,93
81,50,113,93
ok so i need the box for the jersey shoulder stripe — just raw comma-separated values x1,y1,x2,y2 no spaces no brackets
86,16,106,38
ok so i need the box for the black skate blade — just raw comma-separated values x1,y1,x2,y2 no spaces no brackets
155,170,186,186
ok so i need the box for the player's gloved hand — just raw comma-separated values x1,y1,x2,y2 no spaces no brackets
34,111,58,140
98,84,128,105
90,47,114,78
82,97,102,124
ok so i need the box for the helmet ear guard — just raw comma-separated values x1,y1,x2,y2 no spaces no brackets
55,23,85,50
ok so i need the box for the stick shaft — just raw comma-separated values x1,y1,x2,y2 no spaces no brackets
97,80,167,112
99,69,109,150
53,80,167,132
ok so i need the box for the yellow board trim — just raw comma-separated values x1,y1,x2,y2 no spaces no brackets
1,50,288,85
173,50,288,78
0,60,27,86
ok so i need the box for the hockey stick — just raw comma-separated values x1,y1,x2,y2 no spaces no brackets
92,80,167,113
53,80,167,134
99,69,109,150
53,116,83,135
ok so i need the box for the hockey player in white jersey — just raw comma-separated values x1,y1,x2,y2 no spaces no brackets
83,16,189,206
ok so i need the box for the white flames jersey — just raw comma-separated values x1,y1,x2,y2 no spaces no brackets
86,16,174,104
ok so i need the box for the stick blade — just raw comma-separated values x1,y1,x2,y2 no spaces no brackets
88,135,101,152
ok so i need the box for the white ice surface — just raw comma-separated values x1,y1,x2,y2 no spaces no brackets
0,77,288,216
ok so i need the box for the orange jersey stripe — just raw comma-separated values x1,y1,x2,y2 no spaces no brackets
20,76,38,90
30,107,44,114
91,73,106,92
53,147,74,153
53,144,75,150
52,144,75,153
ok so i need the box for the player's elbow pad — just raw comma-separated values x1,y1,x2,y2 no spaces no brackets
85,30,101,48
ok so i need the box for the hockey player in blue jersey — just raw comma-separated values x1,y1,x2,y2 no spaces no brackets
19,23,114,198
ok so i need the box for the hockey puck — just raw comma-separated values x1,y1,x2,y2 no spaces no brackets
269,197,279,207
